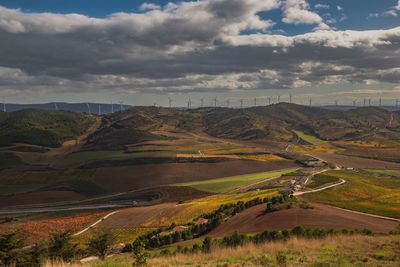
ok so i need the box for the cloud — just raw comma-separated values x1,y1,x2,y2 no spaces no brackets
337,5,343,11
282,0,329,30
139,3,161,11
396,1,400,10
0,1,400,99
314,4,330,9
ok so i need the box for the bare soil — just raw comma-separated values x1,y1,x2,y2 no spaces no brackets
208,202,398,237
314,153,400,169
93,160,297,192
0,190,86,208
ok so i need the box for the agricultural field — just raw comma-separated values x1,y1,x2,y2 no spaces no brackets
0,210,108,244
311,153,400,169
338,146,400,163
304,170,400,218
306,174,339,189
179,168,299,193
289,143,340,154
362,169,400,178
293,130,326,145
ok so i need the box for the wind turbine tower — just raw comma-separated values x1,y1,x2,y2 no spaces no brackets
240,99,244,109
200,98,204,108
111,102,114,113
86,103,91,114
363,98,366,107
268,97,271,105
187,98,192,109
98,104,101,115
353,100,356,107
369,99,371,106
214,97,217,107
54,102,58,111
168,97,172,108
379,97,382,107
278,95,280,103
289,94,292,104
254,97,257,107
2,98,6,112
226,99,230,107
396,99,399,109
309,97,312,107
119,101,123,112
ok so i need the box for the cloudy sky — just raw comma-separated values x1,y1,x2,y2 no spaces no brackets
0,0,400,106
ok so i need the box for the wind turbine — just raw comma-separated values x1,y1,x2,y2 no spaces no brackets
352,100,356,107
309,97,312,107
240,99,244,109
119,101,123,112
200,98,204,108
214,97,217,107
268,97,271,105
226,99,230,107
54,102,58,111
86,103,91,114
111,102,114,113
168,97,172,108
396,99,399,109
335,100,338,106
277,95,280,103
368,99,371,106
98,104,101,115
363,98,366,107
254,97,257,107
289,94,292,104
187,98,192,109
379,97,382,107
2,98,6,112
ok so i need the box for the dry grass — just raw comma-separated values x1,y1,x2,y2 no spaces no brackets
290,143,340,153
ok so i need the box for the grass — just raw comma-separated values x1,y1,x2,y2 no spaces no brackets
293,130,326,145
305,170,400,218
178,168,299,193
0,152,26,170
238,154,286,162
46,234,400,266
362,169,400,178
307,174,339,189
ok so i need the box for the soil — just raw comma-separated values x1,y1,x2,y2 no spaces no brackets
0,190,86,208
93,159,298,192
314,153,400,169
208,202,398,237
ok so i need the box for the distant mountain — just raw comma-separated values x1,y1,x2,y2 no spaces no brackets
1,102,131,114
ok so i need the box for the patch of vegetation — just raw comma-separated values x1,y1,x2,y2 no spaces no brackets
180,168,299,193
307,174,339,189
305,170,400,218
0,152,26,170
0,109,92,147
293,130,326,145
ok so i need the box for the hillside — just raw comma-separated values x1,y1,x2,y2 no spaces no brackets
0,109,94,147
82,104,400,151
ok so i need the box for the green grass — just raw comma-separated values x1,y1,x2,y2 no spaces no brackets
293,130,326,145
305,170,400,218
362,169,400,178
179,168,299,193
307,174,339,189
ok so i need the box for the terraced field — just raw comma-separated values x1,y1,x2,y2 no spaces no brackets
293,130,326,145
304,170,400,218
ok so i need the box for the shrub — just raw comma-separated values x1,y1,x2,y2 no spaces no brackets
87,229,115,260
0,232,25,266
47,230,77,262
132,241,149,266
202,236,212,253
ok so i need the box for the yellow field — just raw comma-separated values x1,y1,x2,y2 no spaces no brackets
141,189,278,227
238,154,285,162
290,143,340,153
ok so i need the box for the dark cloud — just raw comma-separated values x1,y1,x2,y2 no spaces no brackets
0,1,399,98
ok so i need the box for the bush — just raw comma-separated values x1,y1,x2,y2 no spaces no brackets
202,236,212,253
0,232,25,266
87,229,115,260
47,230,77,262
132,241,149,266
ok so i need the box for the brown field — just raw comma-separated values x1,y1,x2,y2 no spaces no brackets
0,190,86,208
93,160,297,192
176,154,240,159
313,153,400,169
95,203,186,228
339,147,400,162
208,203,398,237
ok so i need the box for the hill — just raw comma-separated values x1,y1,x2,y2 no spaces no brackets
0,109,94,147
82,104,400,151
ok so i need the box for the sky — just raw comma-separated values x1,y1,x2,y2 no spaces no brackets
0,0,400,107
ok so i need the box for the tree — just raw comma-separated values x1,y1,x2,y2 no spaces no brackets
132,241,149,266
88,229,115,260
0,232,25,266
28,242,48,267
48,230,77,262
202,236,212,253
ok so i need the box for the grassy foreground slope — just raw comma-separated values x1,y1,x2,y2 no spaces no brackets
180,168,299,193
305,170,400,218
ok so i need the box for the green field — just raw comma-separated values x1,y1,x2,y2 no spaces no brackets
306,174,339,189
179,168,299,193
362,169,400,178
293,130,326,145
305,170,400,218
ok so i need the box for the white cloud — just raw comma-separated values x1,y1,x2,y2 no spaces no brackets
337,5,343,11
383,10,398,17
139,3,161,11
282,0,329,30
314,4,330,9
396,0,400,10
